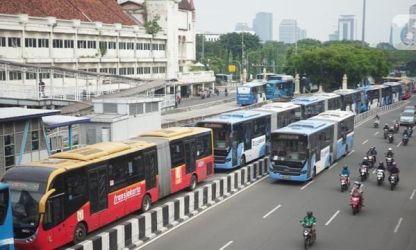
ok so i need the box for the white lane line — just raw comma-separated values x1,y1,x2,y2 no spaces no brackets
301,180,314,190
394,217,403,233
372,169,376,174
262,204,282,219
219,241,233,250
396,142,402,148
329,162,338,170
347,150,355,156
374,131,379,136
325,210,340,226
410,189,416,200
135,175,268,249
362,140,369,145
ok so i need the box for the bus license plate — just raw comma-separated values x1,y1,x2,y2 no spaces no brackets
283,175,290,180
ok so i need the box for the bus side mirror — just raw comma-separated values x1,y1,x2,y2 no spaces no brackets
39,189,56,214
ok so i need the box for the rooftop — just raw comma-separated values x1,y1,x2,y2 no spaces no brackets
274,120,333,135
0,108,59,122
42,115,90,129
0,0,135,26
179,0,195,11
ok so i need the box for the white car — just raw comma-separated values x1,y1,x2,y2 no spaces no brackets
400,110,415,125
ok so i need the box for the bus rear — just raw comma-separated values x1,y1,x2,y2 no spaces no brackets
0,183,14,250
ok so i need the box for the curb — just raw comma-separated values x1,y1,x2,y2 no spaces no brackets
67,158,269,250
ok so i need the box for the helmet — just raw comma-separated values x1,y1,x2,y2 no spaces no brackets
392,162,397,166
343,165,348,169
354,181,361,187
372,146,376,150
385,123,388,126
379,162,384,166
388,148,392,152
363,157,368,160
307,211,313,217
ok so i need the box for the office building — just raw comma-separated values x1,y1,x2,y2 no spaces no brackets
253,12,273,42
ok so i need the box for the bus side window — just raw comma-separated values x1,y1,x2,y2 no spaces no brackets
133,154,144,182
65,169,87,217
44,193,65,230
170,141,185,167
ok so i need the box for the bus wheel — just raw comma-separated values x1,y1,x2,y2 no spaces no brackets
240,156,246,168
188,174,198,191
141,194,152,212
73,222,87,244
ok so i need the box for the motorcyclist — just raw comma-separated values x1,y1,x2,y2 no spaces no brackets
385,148,394,158
351,181,364,206
388,125,395,134
389,162,400,183
403,127,409,137
361,156,370,167
367,146,377,162
375,114,380,120
383,123,389,130
301,211,317,237
377,162,385,171
340,165,350,177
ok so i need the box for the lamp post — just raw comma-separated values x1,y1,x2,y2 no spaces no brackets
362,0,367,45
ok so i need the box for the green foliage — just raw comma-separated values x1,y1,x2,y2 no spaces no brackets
218,32,261,60
144,15,162,36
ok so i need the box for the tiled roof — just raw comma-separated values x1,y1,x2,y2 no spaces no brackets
0,0,135,25
178,0,195,11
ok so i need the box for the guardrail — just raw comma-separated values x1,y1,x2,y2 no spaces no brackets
354,101,406,125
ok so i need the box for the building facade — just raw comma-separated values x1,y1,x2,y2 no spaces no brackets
234,23,255,35
253,12,273,42
338,15,355,41
279,19,306,44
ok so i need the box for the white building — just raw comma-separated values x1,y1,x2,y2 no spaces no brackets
234,23,255,35
279,19,306,44
338,15,355,41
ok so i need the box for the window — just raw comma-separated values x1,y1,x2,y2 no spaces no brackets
77,40,87,49
137,67,144,74
9,71,22,80
159,44,166,51
129,103,144,115
64,40,74,48
137,43,144,50
103,103,117,113
170,141,184,167
26,72,37,80
152,43,159,50
144,67,151,74
108,41,116,49
127,42,134,50
8,37,21,47
0,71,5,81
0,37,5,47
144,43,150,50
38,39,49,48
53,73,63,78
133,154,145,181
253,117,267,137
108,68,117,75
40,73,50,79
152,67,159,74
126,67,134,75
100,68,108,73
25,38,37,48
99,41,107,50
87,41,96,49
196,134,212,158
159,67,166,74
119,68,127,75
145,102,159,113
52,39,63,48
87,68,97,73
0,188,9,225
4,135,14,167
108,155,140,192
31,131,39,150
64,170,87,216
119,42,126,50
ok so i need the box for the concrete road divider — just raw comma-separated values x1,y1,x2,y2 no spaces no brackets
67,158,269,250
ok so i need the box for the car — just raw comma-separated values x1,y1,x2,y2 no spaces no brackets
400,110,416,126
402,92,412,100
404,106,415,112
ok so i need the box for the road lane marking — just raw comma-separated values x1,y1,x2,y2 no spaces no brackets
410,189,416,200
325,210,340,226
301,180,314,190
135,175,268,249
374,132,379,136
329,162,338,170
372,169,376,174
347,150,355,156
362,140,368,145
262,204,282,219
394,217,403,233
219,241,233,250
396,142,402,148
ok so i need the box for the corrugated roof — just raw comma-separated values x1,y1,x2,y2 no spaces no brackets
42,115,90,128
0,108,60,122
0,0,135,25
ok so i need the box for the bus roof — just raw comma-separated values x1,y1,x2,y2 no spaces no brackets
291,96,324,105
255,102,300,113
200,110,270,124
309,110,355,123
315,93,340,99
333,89,361,95
273,120,333,136
139,127,211,141
358,84,387,91
383,82,402,87
241,81,266,87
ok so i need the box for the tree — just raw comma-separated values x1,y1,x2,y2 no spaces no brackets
218,32,261,60
144,15,162,36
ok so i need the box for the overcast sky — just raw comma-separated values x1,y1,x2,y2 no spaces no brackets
195,0,414,45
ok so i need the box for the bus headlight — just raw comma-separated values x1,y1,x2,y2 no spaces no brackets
301,170,307,174
226,158,231,162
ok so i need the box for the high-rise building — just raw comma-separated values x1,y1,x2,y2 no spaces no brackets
279,19,306,43
338,15,355,41
234,23,255,35
329,30,339,41
409,4,416,27
253,12,273,42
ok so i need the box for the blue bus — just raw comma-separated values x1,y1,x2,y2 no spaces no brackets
309,111,355,161
269,120,335,182
197,110,271,169
255,102,301,131
358,85,381,112
291,96,326,119
315,93,342,111
333,89,362,114
383,82,403,103
0,183,14,249
237,82,267,106
265,75,295,100
256,73,279,81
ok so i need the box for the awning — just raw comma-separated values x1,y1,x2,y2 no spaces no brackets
42,115,90,129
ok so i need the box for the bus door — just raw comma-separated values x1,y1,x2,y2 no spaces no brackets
88,165,108,214
184,140,196,174
144,151,157,190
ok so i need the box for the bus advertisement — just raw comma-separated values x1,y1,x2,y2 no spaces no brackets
2,127,213,250
0,183,14,250
269,120,335,182
265,75,295,100
333,89,362,114
197,111,271,169
383,82,403,103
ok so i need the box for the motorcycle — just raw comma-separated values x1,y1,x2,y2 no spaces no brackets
367,155,375,168
376,169,385,186
350,193,362,215
340,175,350,192
394,122,400,133
389,174,399,191
386,157,393,167
360,165,369,181
403,134,409,146
388,133,394,143
301,225,316,249
383,128,389,139
374,119,380,128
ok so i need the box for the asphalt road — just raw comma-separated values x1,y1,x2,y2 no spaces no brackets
138,99,416,250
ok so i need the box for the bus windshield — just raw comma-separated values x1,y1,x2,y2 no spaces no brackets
199,123,231,150
272,134,308,162
237,87,251,95
0,188,9,225
8,180,46,233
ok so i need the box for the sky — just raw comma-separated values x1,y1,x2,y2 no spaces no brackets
195,0,415,45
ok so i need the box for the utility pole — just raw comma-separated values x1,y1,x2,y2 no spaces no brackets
362,0,366,45
201,34,205,61
241,32,246,84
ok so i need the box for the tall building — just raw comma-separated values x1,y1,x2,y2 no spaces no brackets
279,19,306,44
409,4,416,27
338,15,355,41
329,30,339,41
253,12,273,42
234,23,255,35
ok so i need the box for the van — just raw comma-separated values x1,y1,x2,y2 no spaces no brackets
400,110,416,125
